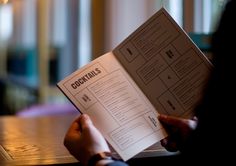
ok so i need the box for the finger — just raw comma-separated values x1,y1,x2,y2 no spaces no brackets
160,137,178,152
160,138,168,147
163,140,178,152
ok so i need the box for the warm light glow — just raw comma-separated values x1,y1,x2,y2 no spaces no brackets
0,0,8,4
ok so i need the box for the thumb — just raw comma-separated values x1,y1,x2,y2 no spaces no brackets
158,114,184,127
79,114,93,130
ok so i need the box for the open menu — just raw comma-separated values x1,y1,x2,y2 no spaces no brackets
57,8,212,161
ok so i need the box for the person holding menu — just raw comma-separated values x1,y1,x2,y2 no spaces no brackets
64,0,236,165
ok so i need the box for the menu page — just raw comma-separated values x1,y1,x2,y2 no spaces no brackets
113,8,212,118
57,52,167,161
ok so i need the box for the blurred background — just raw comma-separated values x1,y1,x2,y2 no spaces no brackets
0,0,226,116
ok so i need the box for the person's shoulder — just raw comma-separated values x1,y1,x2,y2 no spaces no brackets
225,0,236,10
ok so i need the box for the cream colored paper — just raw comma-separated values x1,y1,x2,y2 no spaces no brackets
57,8,212,161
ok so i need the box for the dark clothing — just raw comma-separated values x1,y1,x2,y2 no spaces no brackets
107,0,236,165
106,161,129,166
180,0,236,164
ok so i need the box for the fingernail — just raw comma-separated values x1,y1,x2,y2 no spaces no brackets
158,114,166,119
82,114,90,120
161,138,168,146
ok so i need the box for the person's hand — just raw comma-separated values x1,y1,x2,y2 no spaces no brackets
64,114,111,165
158,114,198,152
